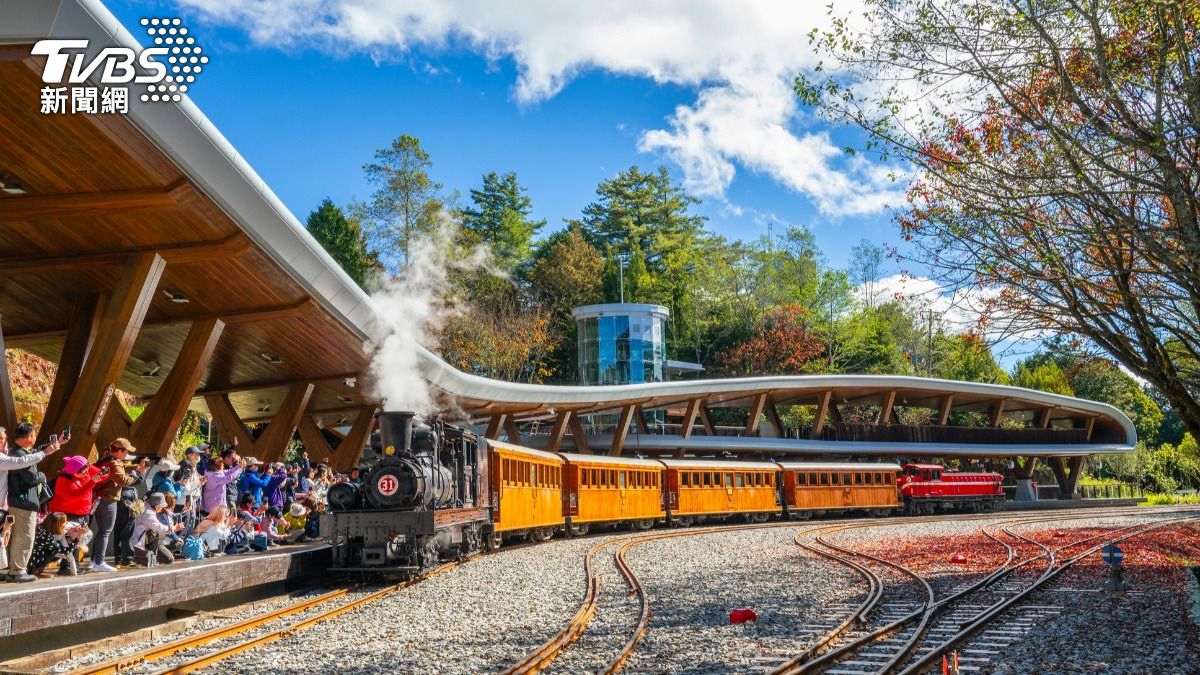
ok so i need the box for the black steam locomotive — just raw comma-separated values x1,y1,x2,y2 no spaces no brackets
323,411,491,573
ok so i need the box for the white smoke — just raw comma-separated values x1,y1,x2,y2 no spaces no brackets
366,213,495,414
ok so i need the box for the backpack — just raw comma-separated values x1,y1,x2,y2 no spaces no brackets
182,535,206,560
7,450,51,511
250,532,269,552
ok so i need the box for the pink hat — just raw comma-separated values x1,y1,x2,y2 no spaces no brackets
63,455,89,474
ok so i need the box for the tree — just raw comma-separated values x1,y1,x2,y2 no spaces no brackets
362,134,443,273
304,198,377,286
849,239,885,308
936,333,1009,385
461,172,545,273
1012,361,1074,397
578,166,706,264
528,226,606,381
438,296,559,383
716,304,824,377
800,0,1200,440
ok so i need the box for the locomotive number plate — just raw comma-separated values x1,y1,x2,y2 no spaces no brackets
378,474,400,496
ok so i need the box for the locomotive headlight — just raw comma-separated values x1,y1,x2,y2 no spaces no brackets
385,445,396,456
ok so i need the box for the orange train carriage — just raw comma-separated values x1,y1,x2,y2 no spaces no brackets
488,440,565,544
560,453,665,536
660,458,779,526
778,462,903,519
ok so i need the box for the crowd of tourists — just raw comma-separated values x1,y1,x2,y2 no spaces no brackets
0,422,354,583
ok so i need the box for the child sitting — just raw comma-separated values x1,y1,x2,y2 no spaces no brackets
194,505,231,556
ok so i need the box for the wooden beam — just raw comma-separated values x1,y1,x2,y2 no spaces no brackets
811,390,833,439
46,252,165,470
990,399,1007,427
203,393,256,450
937,394,955,426
698,404,715,435
129,319,224,458
680,398,702,439
0,182,202,222
1013,456,1038,479
192,372,361,398
256,383,315,463
0,234,247,276
763,397,784,438
611,405,636,456
240,404,373,424
1038,407,1054,429
38,295,100,441
485,414,506,440
879,390,897,426
331,407,378,472
545,411,573,453
503,417,522,445
96,394,133,458
297,416,336,465
0,315,18,432
745,393,768,435
634,405,651,434
1084,416,1096,441
569,414,591,454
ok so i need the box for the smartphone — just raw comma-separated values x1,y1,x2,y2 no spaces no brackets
49,434,58,445
62,426,71,439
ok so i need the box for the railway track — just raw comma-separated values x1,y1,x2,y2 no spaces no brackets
767,508,1200,675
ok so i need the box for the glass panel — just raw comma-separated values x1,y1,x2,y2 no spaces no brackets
735,474,744,487
619,472,627,488
531,464,538,486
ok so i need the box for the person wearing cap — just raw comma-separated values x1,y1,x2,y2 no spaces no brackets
237,458,269,508
149,459,185,503
199,451,243,515
282,502,308,542
48,455,104,527
91,439,149,573
262,463,290,510
130,492,179,566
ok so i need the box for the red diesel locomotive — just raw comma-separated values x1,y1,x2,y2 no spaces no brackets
897,463,1004,514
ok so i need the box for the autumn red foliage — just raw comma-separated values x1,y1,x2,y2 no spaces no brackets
717,304,824,377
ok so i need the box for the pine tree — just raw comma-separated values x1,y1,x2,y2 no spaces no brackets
362,134,443,273
305,198,377,287
461,172,545,273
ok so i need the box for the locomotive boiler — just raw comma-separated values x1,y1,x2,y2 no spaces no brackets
324,411,491,573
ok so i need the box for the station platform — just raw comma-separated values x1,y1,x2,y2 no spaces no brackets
0,543,330,661
1000,497,1145,510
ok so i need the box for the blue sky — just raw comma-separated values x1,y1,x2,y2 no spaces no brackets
106,1,904,273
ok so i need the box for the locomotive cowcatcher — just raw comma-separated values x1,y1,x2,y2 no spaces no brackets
323,411,491,573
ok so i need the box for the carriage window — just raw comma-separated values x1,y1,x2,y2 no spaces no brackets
831,473,841,486
735,473,744,487
619,472,627,488
820,473,829,486
932,470,942,481
864,472,873,485
609,470,617,486
724,473,733,488
855,473,862,485
796,473,806,486
681,472,690,487
531,464,538,486
768,473,775,486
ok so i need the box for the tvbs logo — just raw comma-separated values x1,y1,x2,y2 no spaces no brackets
33,18,207,114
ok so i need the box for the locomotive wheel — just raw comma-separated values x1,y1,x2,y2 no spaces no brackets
533,527,554,542
632,519,654,531
567,523,590,537
486,531,503,551
751,512,770,524
789,510,812,521
674,516,694,528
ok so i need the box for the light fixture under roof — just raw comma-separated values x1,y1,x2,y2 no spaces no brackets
1,181,26,195
343,377,357,388
336,416,348,425
161,289,190,304
337,395,354,404
256,403,272,413
259,352,282,364
140,365,161,378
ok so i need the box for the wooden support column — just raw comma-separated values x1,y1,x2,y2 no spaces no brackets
129,319,224,458
937,394,954,426
698,404,715,435
763,398,784,438
811,391,833,439
1013,456,1038,479
569,414,592,454
546,411,572,453
485,414,506,440
47,252,165,470
634,406,651,434
828,398,844,424
1037,407,1053,429
0,316,17,432
203,393,256,449
611,405,636,456
745,393,767,436
255,382,315,463
297,417,336,465
331,407,378,472
503,417,522,445
39,295,101,442
680,399,702,439
1046,456,1084,500
990,399,1007,427
96,393,133,455
879,390,896,426
1084,416,1096,441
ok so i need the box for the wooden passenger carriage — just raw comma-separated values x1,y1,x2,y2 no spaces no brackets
777,462,902,518
487,440,565,541
660,459,779,525
560,453,665,535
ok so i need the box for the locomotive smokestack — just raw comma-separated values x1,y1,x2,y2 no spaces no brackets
377,410,416,454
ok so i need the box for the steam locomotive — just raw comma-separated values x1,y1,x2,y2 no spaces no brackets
323,411,490,573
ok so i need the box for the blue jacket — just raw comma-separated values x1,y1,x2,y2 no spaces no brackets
239,470,271,506
149,472,185,502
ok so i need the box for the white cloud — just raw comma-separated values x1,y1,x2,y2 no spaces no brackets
175,0,901,216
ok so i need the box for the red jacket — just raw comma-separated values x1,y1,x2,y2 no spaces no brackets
48,465,101,517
